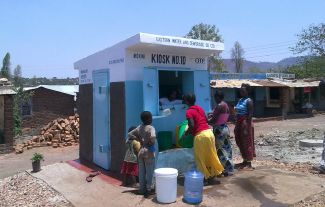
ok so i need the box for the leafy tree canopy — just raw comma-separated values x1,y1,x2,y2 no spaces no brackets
13,65,23,87
291,23,325,57
1,53,11,79
185,23,227,73
248,67,263,73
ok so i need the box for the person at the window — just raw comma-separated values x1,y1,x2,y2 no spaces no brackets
159,88,185,105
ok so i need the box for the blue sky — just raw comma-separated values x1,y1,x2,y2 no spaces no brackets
1,0,324,78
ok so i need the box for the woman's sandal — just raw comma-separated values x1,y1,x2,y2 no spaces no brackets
217,172,232,178
132,183,140,188
86,171,101,182
234,163,244,169
238,166,254,171
203,177,214,186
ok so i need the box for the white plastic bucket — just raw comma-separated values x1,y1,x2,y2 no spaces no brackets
154,168,178,203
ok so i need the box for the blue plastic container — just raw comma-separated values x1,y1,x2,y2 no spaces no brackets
183,164,204,204
149,145,156,152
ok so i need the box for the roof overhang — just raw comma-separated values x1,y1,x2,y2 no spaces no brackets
210,80,262,88
126,33,224,56
210,79,320,88
271,80,320,87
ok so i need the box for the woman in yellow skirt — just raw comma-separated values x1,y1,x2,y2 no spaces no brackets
181,93,224,185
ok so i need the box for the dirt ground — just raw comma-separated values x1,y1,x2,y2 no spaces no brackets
1,114,325,206
0,145,79,179
229,114,325,165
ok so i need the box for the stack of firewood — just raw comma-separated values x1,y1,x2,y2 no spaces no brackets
14,114,80,154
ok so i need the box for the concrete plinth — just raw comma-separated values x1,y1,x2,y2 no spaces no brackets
156,148,194,175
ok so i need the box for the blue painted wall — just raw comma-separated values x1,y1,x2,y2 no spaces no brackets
255,87,266,101
125,81,144,136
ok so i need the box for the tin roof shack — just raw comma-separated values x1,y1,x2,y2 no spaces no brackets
22,85,78,128
210,73,289,119
271,79,323,113
74,33,224,173
0,79,16,154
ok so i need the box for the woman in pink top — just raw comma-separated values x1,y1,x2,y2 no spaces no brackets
208,89,233,176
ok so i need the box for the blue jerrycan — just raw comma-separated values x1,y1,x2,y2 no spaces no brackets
183,164,204,204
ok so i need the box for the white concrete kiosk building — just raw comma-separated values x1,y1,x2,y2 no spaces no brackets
74,33,224,173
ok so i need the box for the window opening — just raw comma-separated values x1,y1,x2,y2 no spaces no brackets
158,70,193,106
269,87,280,103
22,103,31,116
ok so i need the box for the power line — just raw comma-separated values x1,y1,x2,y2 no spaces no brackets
223,48,293,59
244,51,296,59
223,42,296,54
223,40,298,54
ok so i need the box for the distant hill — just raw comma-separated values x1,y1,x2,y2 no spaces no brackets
222,56,302,73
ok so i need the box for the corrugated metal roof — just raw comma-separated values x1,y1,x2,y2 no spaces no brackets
0,87,16,95
210,80,262,88
271,80,320,87
211,79,320,88
249,80,287,87
24,85,79,98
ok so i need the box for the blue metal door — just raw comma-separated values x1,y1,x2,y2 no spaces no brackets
194,70,211,112
93,70,110,170
143,68,158,116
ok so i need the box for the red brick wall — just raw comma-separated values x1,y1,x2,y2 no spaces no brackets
280,88,287,108
22,88,75,127
1,95,14,153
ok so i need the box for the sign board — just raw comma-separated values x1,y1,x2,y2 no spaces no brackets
210,73,267,80
266,73,295,79
304,87,311,93
141,33,224,51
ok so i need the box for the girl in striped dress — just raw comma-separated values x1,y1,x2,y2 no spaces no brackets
234,83,255,171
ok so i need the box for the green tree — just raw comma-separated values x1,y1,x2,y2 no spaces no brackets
231,41,245,73
288,23,325,79
1,53,11,79
248,67,262,73
13,65,23,87
290,23,325,57
266,68,278,73
13,87,34,135
31,75,37,86
282,57,325,79
185,23,227,73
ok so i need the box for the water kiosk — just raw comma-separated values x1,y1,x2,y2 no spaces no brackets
74,33,224,173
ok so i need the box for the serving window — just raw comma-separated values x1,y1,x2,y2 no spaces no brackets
143,68,209,116
158,70,194,104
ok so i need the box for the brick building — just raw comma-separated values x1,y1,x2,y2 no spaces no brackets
22,85,78,127
0,85,16,154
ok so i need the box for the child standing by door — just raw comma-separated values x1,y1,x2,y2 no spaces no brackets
128,111,156,198
121,126,140,187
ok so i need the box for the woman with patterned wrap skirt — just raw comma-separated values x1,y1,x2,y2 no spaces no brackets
208,89,234,176
234,83,255,171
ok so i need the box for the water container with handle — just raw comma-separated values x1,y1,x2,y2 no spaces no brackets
183,164,204,204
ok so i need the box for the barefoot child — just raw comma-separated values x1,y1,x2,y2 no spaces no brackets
121,126,140,187
128,111,156,198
